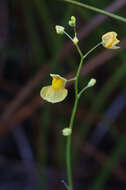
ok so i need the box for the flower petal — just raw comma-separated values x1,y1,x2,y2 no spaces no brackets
102,31,120,49
40,86,68,103
50,74,67,83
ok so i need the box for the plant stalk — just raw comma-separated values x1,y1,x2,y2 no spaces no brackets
66,42,101,190
64,0,126,23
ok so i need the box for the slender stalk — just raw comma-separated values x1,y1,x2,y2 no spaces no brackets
64,31,73,41
75,56,84,96
78,85,89,98
83,42,102,59
64,0,126,23
61,180,71,190
67,77,76,82
75,42,101,97
64,31,83,58
75,43,83,58
66,44,83,189
66,42,101,190
66,96,79,190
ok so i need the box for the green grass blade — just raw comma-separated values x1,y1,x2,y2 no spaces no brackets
64,0,126,23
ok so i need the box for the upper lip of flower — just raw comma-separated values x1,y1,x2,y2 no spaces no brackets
50,74,67,89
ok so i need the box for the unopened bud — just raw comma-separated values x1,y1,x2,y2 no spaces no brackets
68,16,76,27
88,78,96,87
72,36,79,44
62,128,72,136
55,25,65,35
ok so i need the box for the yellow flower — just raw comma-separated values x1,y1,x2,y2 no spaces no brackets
102,32,120,49
40,74,68,103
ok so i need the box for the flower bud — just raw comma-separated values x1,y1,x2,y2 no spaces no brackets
88,78,96,87
68,16,76,27
62,128,72,136
55,25,65,35
72,36,79,44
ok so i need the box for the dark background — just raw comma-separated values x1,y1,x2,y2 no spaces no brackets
0,0,126,189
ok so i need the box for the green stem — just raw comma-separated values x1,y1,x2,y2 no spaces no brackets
66,43,83,189
75,56,84,96
66,42,101,190
75,43,83,58
64,31,73,41
64,31,83,58
66,96,79,190
75,42,101,96
78,85,89,98
64,0,126,23
83,42,102,59
67,77,76,82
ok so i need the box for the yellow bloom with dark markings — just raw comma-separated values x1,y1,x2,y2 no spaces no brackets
40,74,68,103
102,32,120,49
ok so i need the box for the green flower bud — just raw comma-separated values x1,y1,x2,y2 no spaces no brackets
72,36,79,44
68,20,73,27
62,128,72,136
55,25,65,35
68,16,76,27
71,16,76,22
88,78,96,87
